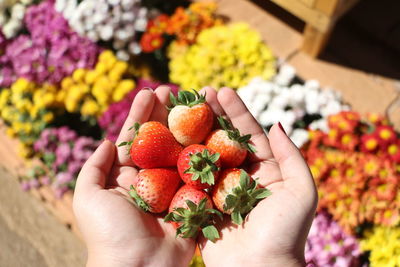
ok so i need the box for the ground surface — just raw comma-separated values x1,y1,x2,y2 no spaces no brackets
0,0,399,266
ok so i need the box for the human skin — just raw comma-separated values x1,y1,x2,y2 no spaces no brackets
73,86,318,267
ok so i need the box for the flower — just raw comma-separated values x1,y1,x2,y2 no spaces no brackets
305,212,361,267
169,23,276,90
56,0,149,60
28,126,99,197
0,0,100,87
361,226,400,267
140,33,164,53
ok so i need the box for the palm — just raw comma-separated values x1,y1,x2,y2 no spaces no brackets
74,87,195,266
199,87,317,266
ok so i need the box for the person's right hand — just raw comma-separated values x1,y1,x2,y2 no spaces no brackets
73,87,196,267
199,87,318,267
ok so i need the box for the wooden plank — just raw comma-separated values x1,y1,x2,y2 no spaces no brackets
270,0,332,32
302,23,333,57
314,0,341,16
299,0,316,8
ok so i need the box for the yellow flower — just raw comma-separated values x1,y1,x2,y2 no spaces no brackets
18,143,33,158
11,78,32,93
169,23,276,90
113,80,135,102
6,127,15,137
65,97,79,113
99,50,117,68
72,68,87,82
84,70,99,85
81,98,100,116
61,77,74,89
0,89,10,108
42,112,54,123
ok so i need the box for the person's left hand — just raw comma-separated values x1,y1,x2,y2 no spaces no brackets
73,86,195,267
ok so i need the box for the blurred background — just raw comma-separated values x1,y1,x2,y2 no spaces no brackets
0,0,399,266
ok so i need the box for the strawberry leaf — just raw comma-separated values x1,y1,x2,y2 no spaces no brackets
231,211,244,225
202,225,220,243
129,185,150,212
217,116,257,153
185,149,220,186
169,90,206,108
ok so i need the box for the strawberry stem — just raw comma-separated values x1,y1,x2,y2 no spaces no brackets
217,116,257,153
164,198,222,242
169,90,206,108
184,149,220,186
224,170,271,225
129,185,151,212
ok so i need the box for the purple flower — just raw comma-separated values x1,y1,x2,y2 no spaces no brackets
306,212,361,267
0,0,100,87
29,179,41,189
55,143,72,164
55,172,74,184
40,176,51,186
57,126,77,143
20,181,31,191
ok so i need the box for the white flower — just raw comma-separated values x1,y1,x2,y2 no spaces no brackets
274,64,295,86
128,41,141,55
108,0,121,6
291,129,310,148
116,49,130,61
86,30,99,42
304,80,320,90
309,119,329,132
11,3,25,20
99,24,114,41
55,0,67,12
3,19,21,38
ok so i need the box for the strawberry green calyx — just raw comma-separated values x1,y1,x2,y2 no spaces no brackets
169,90,206,108
164,198,223,242
217,116,257,153
184,149,220,185
224,170,271,225
117,122,141,148
129,185,151,212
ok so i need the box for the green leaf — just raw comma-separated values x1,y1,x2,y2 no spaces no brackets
246,143,257,153
198,198,207,211
202,225,220,242
239,170,249,189
118,141,128,147
164,212,174,222
252,188,272,199
224,194,237,210
186,200,198,212
128,186,150,212
231,211,244,225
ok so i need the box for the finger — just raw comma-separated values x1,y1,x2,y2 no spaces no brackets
74,140,116,197
200,86,225,116
107,165,138,190
217,87,273,161
149,85,171,125
268,123,318,204
115,89,155,166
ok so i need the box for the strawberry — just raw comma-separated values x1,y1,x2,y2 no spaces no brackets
212,168,271,225
168,90,214,146
164,185,222,242
177,144,221,189
205,116,256,168
129,168,181,213
119,121,183,169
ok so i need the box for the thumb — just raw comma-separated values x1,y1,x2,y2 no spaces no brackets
268,123,317,205
74,140,116,198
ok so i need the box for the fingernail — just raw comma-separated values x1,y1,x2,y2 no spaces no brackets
142,87,154,92
278,122,286,135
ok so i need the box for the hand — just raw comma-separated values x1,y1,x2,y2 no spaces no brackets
199,87,318,267
73,87,195,267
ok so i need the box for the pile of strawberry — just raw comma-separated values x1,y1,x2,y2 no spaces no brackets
119,91,271,242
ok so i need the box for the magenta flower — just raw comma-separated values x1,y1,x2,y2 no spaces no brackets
306,212,361,267
0,0,100,87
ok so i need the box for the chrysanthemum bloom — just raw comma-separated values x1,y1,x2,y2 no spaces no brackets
361,226,400,267
169,23,276,90
305,212,361,267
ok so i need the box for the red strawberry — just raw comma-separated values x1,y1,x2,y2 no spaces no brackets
212,168,271,225
164,185,222,242
119,121,183,169
168,90,214,146
129,168,181,213
177,144,221,189
205,116,256,168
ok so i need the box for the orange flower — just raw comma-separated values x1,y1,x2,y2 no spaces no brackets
376,125,397,145
140,33,164,53
387,141,400,163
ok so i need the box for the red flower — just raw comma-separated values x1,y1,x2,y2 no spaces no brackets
376,125,397,146
388,141,400,163
339,133,359,151
140,33,164,53
360,133,379,153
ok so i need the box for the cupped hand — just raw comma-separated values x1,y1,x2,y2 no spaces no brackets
73,87,195,267
199,87,318,267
